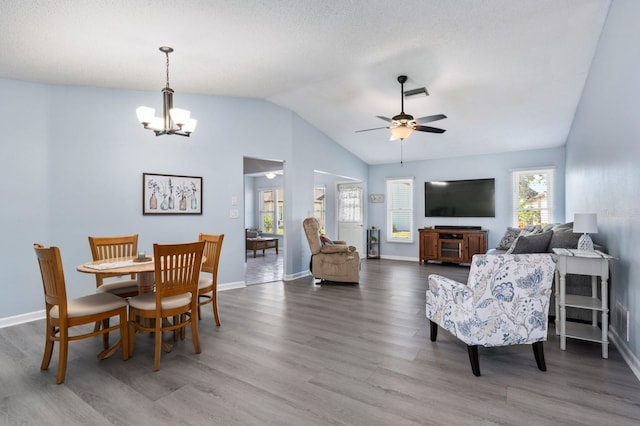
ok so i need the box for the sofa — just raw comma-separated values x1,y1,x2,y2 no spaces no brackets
489,222,603,321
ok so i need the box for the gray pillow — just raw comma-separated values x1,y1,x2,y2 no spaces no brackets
496,227,522,250
549,225,581,250
508,230,553,254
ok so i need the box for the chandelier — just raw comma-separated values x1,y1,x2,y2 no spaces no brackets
136,47,197,137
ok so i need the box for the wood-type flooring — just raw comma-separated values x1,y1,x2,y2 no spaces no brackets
1,259,639,425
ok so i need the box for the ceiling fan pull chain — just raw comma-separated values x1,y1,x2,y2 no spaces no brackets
400,139,404,166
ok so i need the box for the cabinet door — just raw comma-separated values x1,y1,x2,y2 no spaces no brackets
464,233,486,262
439,239,464,262
421,231,438,261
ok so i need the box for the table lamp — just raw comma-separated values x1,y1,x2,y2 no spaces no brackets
573,213,598,251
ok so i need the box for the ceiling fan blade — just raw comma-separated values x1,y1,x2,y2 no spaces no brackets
415,114,447,124
376,116,393,122
355,126,389,133
414,125,446,133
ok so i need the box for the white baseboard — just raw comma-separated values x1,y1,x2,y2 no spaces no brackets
379,255,419,262
219,281,246,291
0,310,45,329
609,329,640,382
285,270,311,281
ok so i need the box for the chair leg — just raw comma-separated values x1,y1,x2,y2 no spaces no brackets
429,320,438,342
102,318,110,349
467,345,481,377
41,323,55,370
120,310,129,361
128,319,136,357
191,314,202,354
56,328,69,384
532,341,546,371
212,291,221,326
153,320,162,372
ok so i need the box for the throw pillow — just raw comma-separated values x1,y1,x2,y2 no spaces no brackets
496,227,522,251
505,228,542,254
549,223,581,250
320,234,334,246
508,230,553,254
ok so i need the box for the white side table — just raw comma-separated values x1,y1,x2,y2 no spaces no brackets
553,248,615,358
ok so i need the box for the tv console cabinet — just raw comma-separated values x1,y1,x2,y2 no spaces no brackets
419,228,487,264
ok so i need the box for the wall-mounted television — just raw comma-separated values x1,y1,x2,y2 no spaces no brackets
425,178,495,217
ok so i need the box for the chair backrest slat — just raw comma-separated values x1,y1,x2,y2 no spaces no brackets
154,241,205,301
33,244,67,316
88,234,139,286
199,233,224,277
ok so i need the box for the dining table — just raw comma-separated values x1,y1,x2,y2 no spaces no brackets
77,255,155,293
77,255,205,356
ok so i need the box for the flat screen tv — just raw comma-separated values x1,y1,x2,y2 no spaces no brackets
425,178,495,217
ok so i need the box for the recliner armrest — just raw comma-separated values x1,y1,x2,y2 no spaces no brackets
319,245,351,254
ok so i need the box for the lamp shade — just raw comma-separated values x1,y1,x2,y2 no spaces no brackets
573,213,598,234
136,106,155,124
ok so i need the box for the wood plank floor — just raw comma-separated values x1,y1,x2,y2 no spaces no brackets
245,249,283,285
2,259,639,425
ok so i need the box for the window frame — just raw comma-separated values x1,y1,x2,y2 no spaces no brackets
314,186,326,234
512,167,555,228
258,187,284,235
386,177,414,243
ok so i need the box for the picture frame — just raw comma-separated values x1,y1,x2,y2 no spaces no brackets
369,194,384,203
143,173,202,215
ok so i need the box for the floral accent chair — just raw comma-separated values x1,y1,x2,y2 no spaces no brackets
426,254,557,376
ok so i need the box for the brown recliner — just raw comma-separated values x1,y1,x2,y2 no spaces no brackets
303,217,360,283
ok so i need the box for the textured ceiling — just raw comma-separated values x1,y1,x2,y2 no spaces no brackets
0,0,610,164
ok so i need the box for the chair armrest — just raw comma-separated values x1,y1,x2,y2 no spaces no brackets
426,274,474,335
428,274,471,296
319,245,351,254
333,240,347,245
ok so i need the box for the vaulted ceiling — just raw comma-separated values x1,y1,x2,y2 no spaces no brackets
0,0,610,164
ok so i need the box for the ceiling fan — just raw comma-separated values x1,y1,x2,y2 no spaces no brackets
356,75,447,141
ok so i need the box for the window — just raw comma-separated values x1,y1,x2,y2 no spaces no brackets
512,168,554,227
386,178,414,243
338,183,362,223
259,188,284,235
314,186,326,234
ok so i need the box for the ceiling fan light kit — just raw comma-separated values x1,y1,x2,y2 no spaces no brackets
136,47,197,137
356,75,446,142
356,75,447,164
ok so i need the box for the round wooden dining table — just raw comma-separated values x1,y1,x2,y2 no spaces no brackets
77,256,155,293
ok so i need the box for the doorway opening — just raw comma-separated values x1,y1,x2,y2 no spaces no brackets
243,157,285,285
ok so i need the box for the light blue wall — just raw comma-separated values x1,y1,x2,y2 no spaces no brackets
289,115,368,275
0,80,50,317
368,147,566,259
565,0,640,360
0,79,366,319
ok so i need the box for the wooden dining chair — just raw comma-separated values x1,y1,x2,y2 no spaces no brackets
88,234,139,298
197,233,224,326
33,244,129,384
128,241,205,371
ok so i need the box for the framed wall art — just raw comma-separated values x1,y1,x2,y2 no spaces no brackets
143,173,202,215
369,194,384,203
